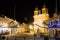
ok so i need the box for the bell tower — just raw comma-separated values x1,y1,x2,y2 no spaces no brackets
42,4,48,14
34,6,39,15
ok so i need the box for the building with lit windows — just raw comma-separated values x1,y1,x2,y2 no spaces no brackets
0,16,20,35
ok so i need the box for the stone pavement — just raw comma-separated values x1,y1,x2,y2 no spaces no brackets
0,35,60,40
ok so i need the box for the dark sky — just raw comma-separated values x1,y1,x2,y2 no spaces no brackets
0,0,60,23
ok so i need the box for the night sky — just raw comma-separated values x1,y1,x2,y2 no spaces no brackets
0,0,60,23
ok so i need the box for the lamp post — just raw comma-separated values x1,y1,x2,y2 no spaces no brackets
37,27,40,38
14,3,16,20
55,0,57,38
55,0,57,13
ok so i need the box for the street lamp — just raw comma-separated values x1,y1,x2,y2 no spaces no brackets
29,25,33,29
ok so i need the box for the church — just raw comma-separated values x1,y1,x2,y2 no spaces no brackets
33,4,60,36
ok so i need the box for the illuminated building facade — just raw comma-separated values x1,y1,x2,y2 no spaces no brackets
33,5,50,36
0,16,20,35
33,5,60,36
